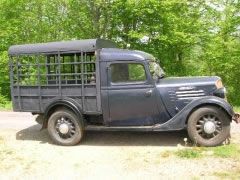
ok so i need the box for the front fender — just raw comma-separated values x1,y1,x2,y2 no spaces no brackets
153,96,234,131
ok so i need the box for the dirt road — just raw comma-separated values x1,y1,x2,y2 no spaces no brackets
0,111,239,179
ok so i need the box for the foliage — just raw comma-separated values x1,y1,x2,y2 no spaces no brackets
0,0,239,105
0,86,11,110
0,94,8,106
0,96,11,110
234,106,240,113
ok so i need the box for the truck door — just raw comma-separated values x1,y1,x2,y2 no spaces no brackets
106,61,159,126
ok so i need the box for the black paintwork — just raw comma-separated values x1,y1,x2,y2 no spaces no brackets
9,39,235,131
156,76,219,117
100,48,154,62
98,47,233,130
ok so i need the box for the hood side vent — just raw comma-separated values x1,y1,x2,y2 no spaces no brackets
176,90,206,100
169,89,206,102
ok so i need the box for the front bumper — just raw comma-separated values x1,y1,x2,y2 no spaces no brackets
233,113,240,123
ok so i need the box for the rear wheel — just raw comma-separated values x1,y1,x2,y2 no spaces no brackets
47,108,84,146
187,106,230,147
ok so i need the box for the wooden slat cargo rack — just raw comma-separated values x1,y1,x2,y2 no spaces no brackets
8,39,116,114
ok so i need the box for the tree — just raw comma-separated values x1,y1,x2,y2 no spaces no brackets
0,0,239,105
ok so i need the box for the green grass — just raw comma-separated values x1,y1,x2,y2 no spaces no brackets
175,147,203,159
174,144,240,159
212,144,240,158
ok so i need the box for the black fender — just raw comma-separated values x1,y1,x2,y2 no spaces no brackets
42,98,83,129
153,96,234,131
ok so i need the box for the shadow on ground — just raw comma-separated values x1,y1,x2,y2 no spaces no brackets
16,125,188,146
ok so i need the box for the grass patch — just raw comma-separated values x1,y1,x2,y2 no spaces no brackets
214,169,240,178
175,147,202,159
173,144,240,159
211,144,240,158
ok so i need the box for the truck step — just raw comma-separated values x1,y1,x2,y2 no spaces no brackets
85,125,154,131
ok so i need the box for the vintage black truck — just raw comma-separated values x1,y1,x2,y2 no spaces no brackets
8,39,240,146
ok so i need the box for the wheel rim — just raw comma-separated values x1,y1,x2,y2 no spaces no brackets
196,114,222,139
55,116,76,139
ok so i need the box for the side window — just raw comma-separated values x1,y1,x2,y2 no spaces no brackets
110,63,146,83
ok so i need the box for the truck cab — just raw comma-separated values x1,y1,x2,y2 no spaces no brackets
100,48,168,126
8,39,239,146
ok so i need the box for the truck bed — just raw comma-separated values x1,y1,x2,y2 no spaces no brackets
10,51,101,114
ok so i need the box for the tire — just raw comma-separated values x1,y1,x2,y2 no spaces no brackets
187,106,230,147
47,108,84,146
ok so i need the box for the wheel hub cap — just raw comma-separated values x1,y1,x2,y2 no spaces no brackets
203,121,216,134
59,123,69,134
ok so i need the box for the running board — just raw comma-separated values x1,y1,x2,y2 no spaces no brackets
85,125,154,131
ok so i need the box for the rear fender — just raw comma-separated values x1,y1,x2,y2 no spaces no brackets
153,96,234,131
42,98,83,129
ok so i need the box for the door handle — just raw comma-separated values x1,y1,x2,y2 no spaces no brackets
145,89,153,97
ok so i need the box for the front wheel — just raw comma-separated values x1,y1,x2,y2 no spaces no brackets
47,108,84,146
187,106,230,147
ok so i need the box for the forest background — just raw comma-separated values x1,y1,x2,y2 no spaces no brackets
0,0,239,109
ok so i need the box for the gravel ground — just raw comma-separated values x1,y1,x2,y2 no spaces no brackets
0,112,239,179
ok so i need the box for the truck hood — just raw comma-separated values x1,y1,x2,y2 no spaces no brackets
156,76,220,117
156,76,220,88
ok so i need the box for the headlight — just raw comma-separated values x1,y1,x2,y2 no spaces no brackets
215,79,223,89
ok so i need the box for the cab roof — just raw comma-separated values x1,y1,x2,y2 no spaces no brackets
8,39,116,55
99,48,155,62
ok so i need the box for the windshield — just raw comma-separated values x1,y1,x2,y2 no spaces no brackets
149,61,165,80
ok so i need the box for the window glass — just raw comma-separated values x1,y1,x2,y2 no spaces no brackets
110,63,146,83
